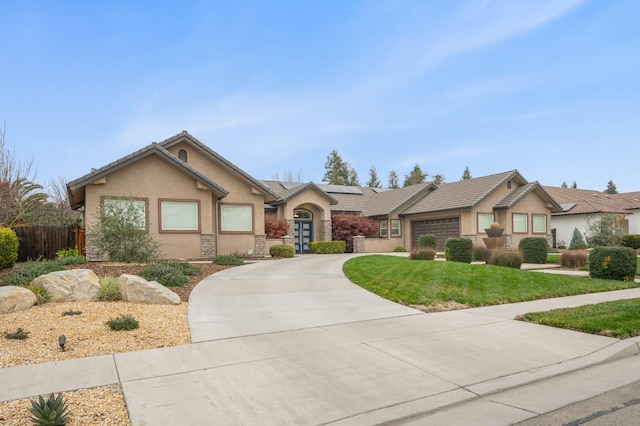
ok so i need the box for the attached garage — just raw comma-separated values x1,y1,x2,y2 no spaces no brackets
411,217,460,251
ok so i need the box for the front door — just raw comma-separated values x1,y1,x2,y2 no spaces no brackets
294,221,312,253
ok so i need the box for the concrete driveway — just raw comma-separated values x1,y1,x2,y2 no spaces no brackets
112,254,640,425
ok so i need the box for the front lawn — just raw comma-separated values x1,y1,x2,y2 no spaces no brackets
343,255,638,309
517,298,640,339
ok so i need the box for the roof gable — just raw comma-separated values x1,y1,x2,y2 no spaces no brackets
362,183,434,217
495,182,562,212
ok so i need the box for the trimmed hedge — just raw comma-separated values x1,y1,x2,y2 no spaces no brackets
409,248,435,260
417,234,436,249
0,227,19,270
588,246,637,281
488,249,523,269
270,244,295,258
445,238,473,263
308,241,346,254
518,237,548,264
622,234,640,250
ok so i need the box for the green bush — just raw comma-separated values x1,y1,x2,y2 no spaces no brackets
418,234,437,249
106,314,139,331
0,260,64,286
55,255,87,266
0,227,19,270
560,250,589,268
518,237,548,264
622,234,640,250
409,248,435,260
488,250,523,269
270,244,295,258
393,246,406,252
586,214,623,247
28,392,69,426
28,285,51,305
588,247,637,281
213,255,245,266
445,238,473,263
569,228,587,250
98,277,122,301
3,327,30,340
163,260,201,276
308,241,346,254
137,262,188,287
55,248,81,259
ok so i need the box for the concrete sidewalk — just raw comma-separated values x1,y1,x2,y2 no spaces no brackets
1,254,639,425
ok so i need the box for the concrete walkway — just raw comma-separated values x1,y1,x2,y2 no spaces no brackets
1,254,640,425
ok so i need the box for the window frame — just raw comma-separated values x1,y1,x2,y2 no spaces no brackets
532,214,547,234
379,220,388,238
513,213,528,234
219,203,254,234
477,213,494,233
101,196,149,231
158,199,200,233
390,219,402,237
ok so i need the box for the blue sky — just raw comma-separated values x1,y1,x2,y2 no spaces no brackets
1,0,639,194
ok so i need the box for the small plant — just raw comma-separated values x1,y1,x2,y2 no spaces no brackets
97,276,122,301
0,260,64,287
28,285,51,305
409,248,435,260
164,260,201,276
27,392,69,425
55,255,87,266
4,327,30,340
106,314,139,331
0,226,19,270
269,244,295,258
488,250,523,269
61,310,82,316
560,250,589,268
55,248,81,259
213,255,245,266
393,246,406,252
137,262,188,287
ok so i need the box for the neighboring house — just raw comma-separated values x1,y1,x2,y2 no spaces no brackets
68,132,561,259
544,186,640,248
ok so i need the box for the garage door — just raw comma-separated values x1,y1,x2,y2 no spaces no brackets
412,217,460,251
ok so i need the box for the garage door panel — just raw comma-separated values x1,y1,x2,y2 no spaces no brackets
412,217,460,251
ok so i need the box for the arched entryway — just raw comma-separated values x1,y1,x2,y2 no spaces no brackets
293,209,313,253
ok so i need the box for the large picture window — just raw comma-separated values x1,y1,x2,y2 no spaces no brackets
220,204,253,233
478,213,494,233
379,220,388,238
532,214,547,234
160,200,199,232
103,197,147,230
391,219,401,237
513,213,528,233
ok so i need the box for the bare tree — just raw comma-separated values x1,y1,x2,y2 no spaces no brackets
272,169,305,182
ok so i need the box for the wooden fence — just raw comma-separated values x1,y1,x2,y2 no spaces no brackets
11,226,85,262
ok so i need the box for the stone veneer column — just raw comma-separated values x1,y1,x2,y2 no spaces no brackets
282,235,295,247
254,234,267,258
286,219,295,237
504,234,513,249
321,219,332,242
200,234,215,259
352,235,365,253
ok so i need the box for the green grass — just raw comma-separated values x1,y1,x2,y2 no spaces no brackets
517,298,640,339
546,253,561,264
343,255,638,308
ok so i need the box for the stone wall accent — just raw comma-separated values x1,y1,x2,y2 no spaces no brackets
281,236,295,247
117,274,181,305
353,236,366,253
286,219,295,237
321,220,332,242
31,269,100,302
0,286,37,314
254,234,267,257
200,234,215,259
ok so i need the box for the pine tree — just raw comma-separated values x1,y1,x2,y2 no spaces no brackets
461,166,472,180
604,180,618,194
387,170,399,189
561,182,568,188
347,166,360,186
571,181,577,189
432,173,445,185
569,227,587,250
322,150,350,185
365,167,381,188
403,164,427,187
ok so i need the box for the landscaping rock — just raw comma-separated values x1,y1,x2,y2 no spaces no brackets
0,286,37,314
31,269,100,302
117,274,181,305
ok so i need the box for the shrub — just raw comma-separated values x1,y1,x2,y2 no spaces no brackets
213,255,245,266
98,276,122,301
488,250,523,269
518,237,548,264
55,255,87,266
265,217,289,239
445,238,473,263
137,262,188,287
0,226,19,269
106,314,139,331
3,327,30,340
393,246,406,252
55,248,81,259
308,241,346,254
569,228,587,250
162,260,200,276
417,234,437,249
586,214,623,247
472,246,486,262
28,393,70,426
331,214,378,253
589,246,637,281
622,234,640,250
270,244,295,258
409,248,435,260
560,250,589,268
0,260,64,286
28,285,51,305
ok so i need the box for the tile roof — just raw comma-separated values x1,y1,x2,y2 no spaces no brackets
362,183,434,217
543,186,632,215
495,182,562,211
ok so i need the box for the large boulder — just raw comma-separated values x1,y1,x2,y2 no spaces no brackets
0,286,37,314
117,274,181,305
31,269,100,302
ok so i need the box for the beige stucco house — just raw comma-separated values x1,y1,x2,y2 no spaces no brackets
68,132,561,260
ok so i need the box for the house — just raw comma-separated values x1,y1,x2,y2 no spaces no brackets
68,131,562,260
543,186,640,248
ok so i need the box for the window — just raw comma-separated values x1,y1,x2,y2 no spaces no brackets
391,219,401,237
379,220,388,238
294,209,312,220
513,213,528,233
478,213,494,233
160,200,199,232
220,204,253,232
103,197,147,230
178,149,188,162
532,215,547,233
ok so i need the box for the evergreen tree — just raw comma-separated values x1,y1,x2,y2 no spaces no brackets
432,173,445,185
347,166,360,186
403,164,427,187
365,167,381,188
604,180,618,194
561,182,568,188
322,150,350,185
387,170,399,189
569,227,587,250
571,181,577,189
461,166,472,180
